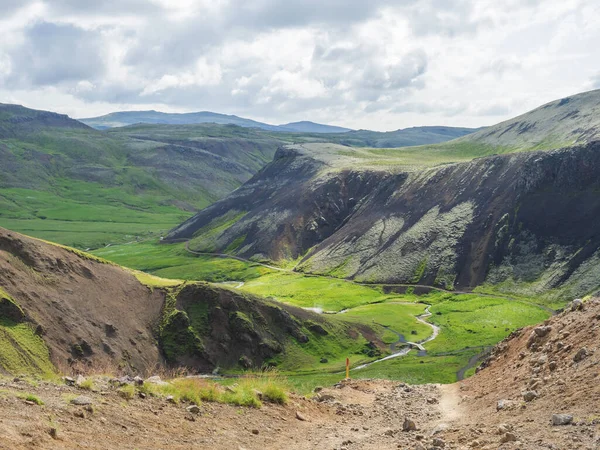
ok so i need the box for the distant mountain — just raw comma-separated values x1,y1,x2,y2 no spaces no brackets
79,110,353,133
0,103,89,136
320,126,479,148
278,121,351,133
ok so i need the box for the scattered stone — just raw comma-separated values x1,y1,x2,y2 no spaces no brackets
313,386,324,393
75,374,86,386
552,414,573,426
534,326,552,337
70,396,93,406
315,393,336,403
24,400,35,406
573,348,588,362
320,358,328,363
186,404,200,414
403,417,417,432
74,410,86,419
64,376,75,386
522,391,538,402
571,299,584,311
166,395,176,404
432,437,446,447
49,427,59,440
427,397,439,404
139,392,147,399
497,424,512,434
133,376,144,386
251,429,259,435
296,411,308,421
145,375,166,385
496,399,514,411
500,432,517,443
549,361,557,371
384,429,395,436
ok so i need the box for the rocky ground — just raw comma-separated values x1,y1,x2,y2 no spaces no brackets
1,299,598,450
0,375,453,450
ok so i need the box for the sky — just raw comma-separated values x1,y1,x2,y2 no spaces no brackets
0,0,599,131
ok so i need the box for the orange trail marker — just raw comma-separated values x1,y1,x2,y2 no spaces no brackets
346,357,350,380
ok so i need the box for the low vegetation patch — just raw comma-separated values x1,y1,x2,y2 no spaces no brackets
135,376,289,409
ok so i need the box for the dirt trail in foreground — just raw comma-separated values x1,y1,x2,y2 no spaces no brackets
0,378,453,450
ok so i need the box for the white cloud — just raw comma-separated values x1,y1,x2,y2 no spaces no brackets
0,0,598,130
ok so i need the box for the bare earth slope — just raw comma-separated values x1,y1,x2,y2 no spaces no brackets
450,297,600,449
0,227,165,373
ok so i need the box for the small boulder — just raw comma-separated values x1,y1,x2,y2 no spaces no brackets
133,376,144,386
75,375,86,387
534,326,552,338
570,299,584,311
403,417,417,432
552,414,573,426
500,433,517,443
522,391,538,402
432,437,446,447
186,404,200,414
573,347,588,363
496,399,514,411
295,411,308,421
64,376,75,386
70,396,93,406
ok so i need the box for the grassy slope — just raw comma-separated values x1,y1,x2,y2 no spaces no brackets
93,241,551,386
0,287,54,376
0,109,290,249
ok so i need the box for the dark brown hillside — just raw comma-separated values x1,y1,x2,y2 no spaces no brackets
0,227,165,373
167,140,600,300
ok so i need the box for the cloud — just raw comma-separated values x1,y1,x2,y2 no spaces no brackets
5,21,105,87
0,0,598,130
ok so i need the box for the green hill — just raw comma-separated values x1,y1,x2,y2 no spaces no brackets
0,104,287,248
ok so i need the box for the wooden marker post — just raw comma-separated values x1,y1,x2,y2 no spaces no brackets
346,357,350,380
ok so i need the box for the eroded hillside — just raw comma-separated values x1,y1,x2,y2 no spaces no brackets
166,138,600,304
0,228,379,376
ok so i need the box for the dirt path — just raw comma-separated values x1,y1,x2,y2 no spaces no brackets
0,378,458,450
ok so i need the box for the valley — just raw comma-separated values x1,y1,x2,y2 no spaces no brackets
1,89,600,449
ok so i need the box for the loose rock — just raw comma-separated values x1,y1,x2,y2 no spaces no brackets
552,414,573,426
403,417,417,432
296,411,308,421
70,396,93,406
186,404,200,414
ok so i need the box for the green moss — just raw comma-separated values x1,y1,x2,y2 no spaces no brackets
158,290,205,363
0,289,54,376
412,258,427,283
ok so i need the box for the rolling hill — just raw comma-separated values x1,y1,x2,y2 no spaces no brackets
166,89,600,305
80,110,352,133
0,104,288,248
0,103,476,248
